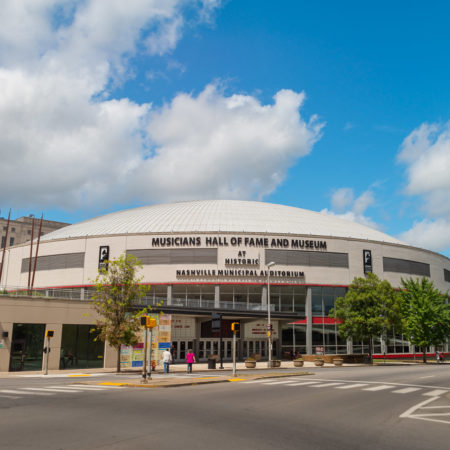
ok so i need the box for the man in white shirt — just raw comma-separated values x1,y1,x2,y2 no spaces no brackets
162,349,172,373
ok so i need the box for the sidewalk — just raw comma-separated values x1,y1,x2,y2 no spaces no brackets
0,360,334,379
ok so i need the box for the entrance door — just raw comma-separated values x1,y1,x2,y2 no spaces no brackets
242,340,270,360
172,340,194,362
9,323,46,372
198,339,233,361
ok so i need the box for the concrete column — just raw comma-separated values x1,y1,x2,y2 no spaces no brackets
446,299,449,353
214,285,220,308
80,287,85,300
0,322,13,372
103,342,117,369
306,287,312,355
261,285,267,307
45,323,63,370
347,336,353,354
167,285,172,306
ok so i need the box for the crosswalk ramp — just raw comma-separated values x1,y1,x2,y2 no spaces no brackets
0,384,123,399
242,378,450,397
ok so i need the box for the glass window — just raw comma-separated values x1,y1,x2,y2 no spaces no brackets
312,293,322,316
172,285,187,299
220,285,234,303
323,294,334,315
10,323,45,372
201,285,215,301
280,294,293,311
60,325,104,369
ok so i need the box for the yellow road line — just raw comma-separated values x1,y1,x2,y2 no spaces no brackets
228,378,246,382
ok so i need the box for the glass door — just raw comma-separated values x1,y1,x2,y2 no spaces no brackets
9,323,45,372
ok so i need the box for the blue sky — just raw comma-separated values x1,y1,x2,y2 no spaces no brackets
0,1,449,256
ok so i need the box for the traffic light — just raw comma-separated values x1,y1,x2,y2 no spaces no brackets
140,316,157,328
231,322,240,333
46,330,54,338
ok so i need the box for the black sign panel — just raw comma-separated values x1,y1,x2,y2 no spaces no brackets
99,246,110,271
363,249,372,274
211,313,222,331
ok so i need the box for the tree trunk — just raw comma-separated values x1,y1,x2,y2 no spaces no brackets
368,337,373,364
116,347,121,372
422,346,427,363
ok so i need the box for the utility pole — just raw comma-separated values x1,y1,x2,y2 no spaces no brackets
43,330,54,375
141,316,156,383
231,322,239,377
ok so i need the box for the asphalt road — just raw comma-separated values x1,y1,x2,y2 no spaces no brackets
1,365,449,450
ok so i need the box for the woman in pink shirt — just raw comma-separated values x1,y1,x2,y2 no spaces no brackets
186,349,196,373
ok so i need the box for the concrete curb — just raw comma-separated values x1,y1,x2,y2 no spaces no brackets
78,371,313,389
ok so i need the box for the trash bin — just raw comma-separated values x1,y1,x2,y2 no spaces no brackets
208,358,216,369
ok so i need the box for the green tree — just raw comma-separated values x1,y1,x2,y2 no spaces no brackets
330,273,402,362
91,253,149,372
400,277,450,363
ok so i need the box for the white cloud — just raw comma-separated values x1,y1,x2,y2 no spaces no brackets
323,189,378,229
129,85,324,202
0,1,323,209
320,208,379,230
353,190,374,215
398,219,450,253
397,122,450,253
330,188,353,212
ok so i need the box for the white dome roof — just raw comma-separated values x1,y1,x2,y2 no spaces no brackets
43,200,403,244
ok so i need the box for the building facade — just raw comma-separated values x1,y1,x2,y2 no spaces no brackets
1,200,449,371
1,214,70,249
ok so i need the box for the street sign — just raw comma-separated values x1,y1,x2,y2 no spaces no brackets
211,313,221,331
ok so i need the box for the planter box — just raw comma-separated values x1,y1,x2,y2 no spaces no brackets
272,360,281,368
245,361,256,368
302,354,366,364
333,358,344,366
314,359,324,367
293,360,304,367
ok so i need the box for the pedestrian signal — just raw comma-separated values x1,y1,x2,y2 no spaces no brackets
46,330,54,338
231,322,240,333
141,316,156,328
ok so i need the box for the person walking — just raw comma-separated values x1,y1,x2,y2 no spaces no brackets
186,349,196,373
162,348,172,373
436,350,441,364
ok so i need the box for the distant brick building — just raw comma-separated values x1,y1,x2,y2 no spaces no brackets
0,215,70,249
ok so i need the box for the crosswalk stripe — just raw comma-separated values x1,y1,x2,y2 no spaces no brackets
0,389,53,396
52,385,107,390
392,387,421,394
310,382,344,388
363,385,394,392
336,383,369,389
23,387,82,393
423,389,448,397
263,380,300,385
244,379,277,384
287,381,322,386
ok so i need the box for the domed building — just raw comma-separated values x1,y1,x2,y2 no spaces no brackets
1,200,449,371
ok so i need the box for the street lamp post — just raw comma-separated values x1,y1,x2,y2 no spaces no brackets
267,261,276,368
